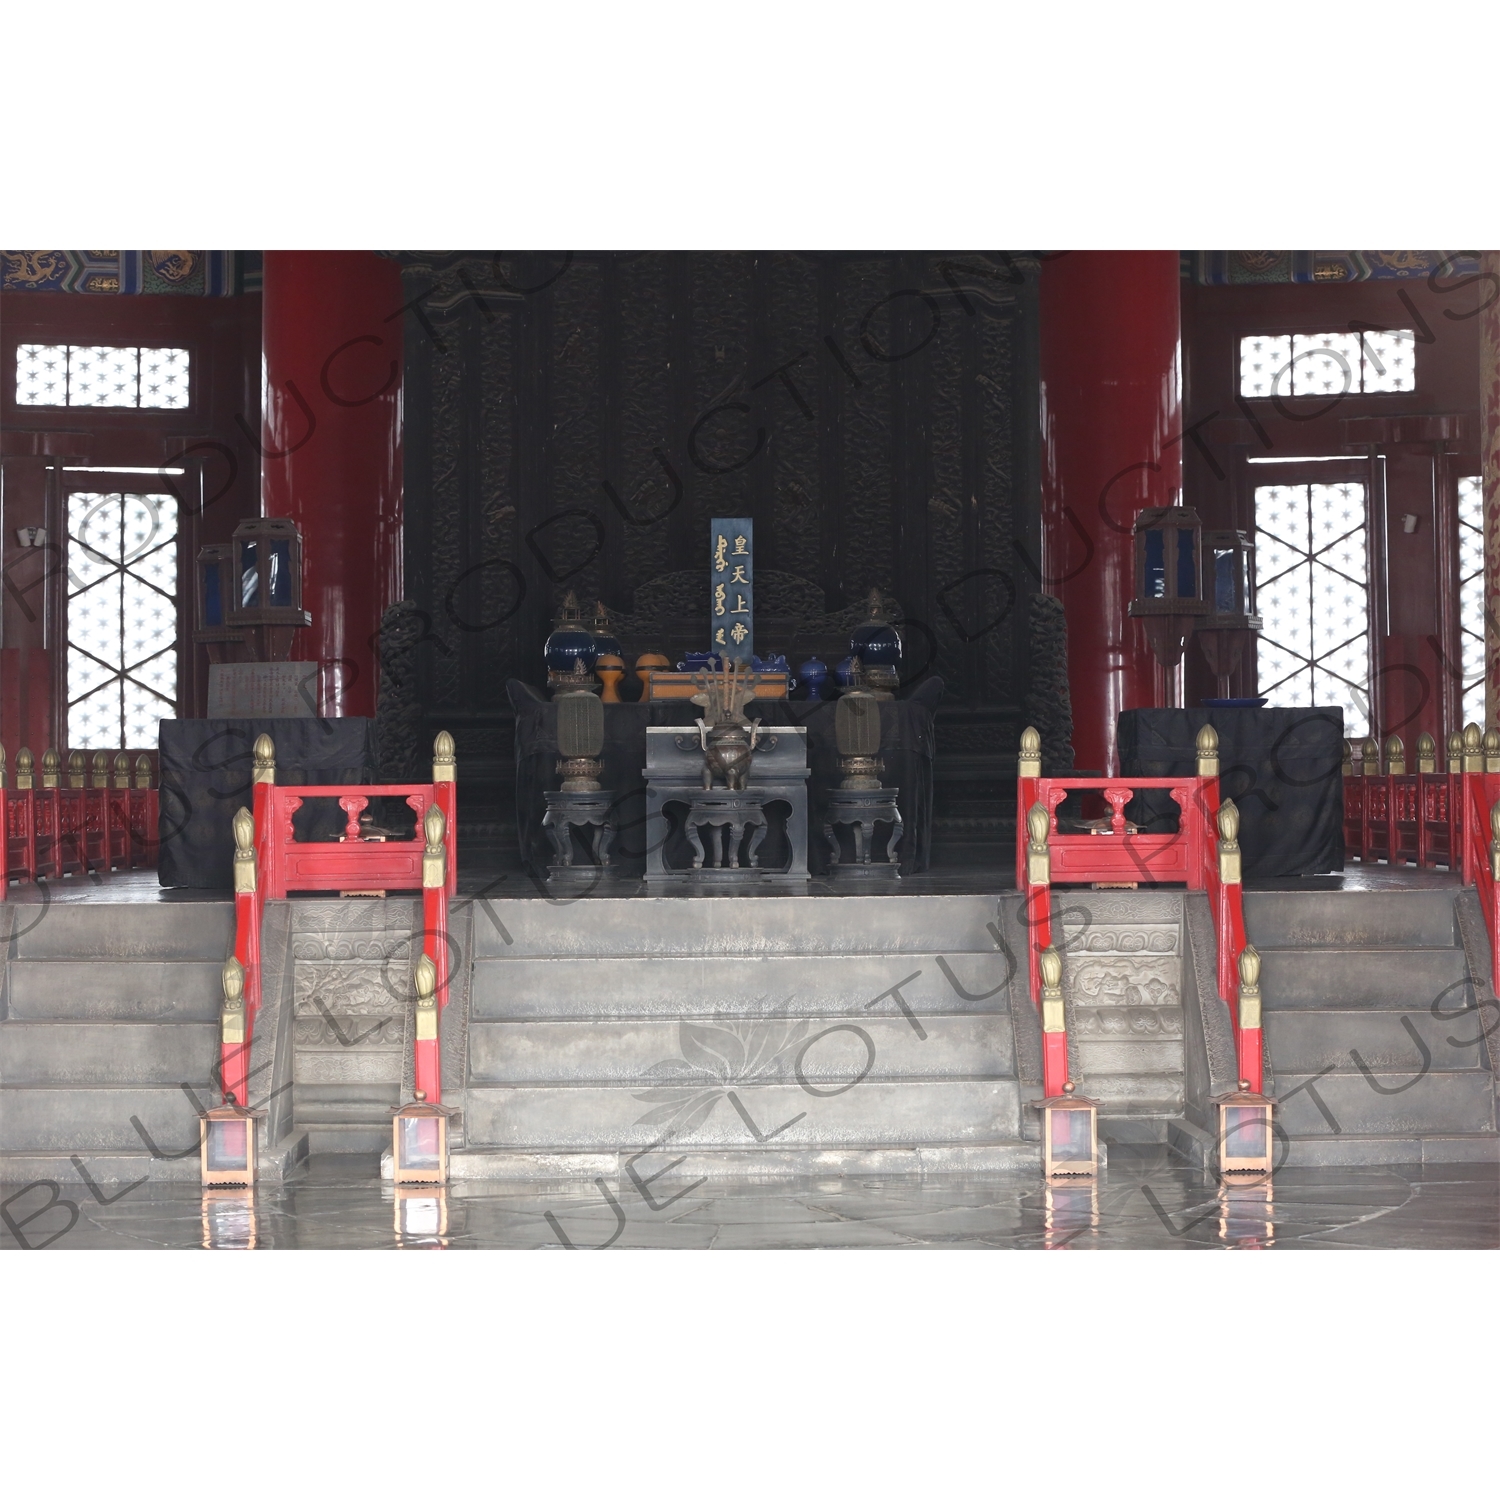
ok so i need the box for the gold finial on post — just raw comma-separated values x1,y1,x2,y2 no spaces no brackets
1416,733,1437,774
1217,799,1242,885
1384,735,1405,776
1026,802,1051,887
0,744,6,790
414,952,438,1040
1038,946,1065,1034
1237,944,1261,1030
232,806,257,894
112,752,130,788
252,734,276,785
91,751,110,788
422,805,447,889
41,748,61,788
1485,729,1500,774
1018,726,1041,778
134,754,152,789
1342,739,1354,776
1361,738,1379,776
221,956,246,1046
17,748,35,790
1196,723,1219,778
432,730,456,783
1463,722,1484,773
67,750,85,788
1447,731,1464,774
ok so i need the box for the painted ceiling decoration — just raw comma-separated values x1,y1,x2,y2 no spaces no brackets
1190,250,1483,286
0,250,259,295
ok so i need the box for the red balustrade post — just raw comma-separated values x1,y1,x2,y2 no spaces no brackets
417,801,449,1102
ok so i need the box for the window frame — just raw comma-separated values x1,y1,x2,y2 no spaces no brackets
1235,327,1419,404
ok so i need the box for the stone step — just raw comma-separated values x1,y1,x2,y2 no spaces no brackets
5,961,225,1022
0,1022,217,1086
0,1085,207,1154
469,953,1015,1021
1084,1072,1185,1115
443,1141,1045,1181
1067,1038,1183,1075
0,1133,310,1188
1274,1133,1500,1167
10,901,234,960
469,894,1010,959
466,1013,1015,1086
1257,948,1469,1009
462,1078,1022,1153
1265,1008,1489,1075
1243,889,1456,950
1271,1069,1497,1138
291,1081,400,1125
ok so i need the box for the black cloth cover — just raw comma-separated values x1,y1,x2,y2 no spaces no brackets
509,680,941,876
158,718,377,887
1116,706,1344,878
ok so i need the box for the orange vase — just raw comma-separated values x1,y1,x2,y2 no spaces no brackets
595,654,625,703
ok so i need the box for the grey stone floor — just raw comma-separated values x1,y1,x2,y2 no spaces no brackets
3,859,1463,905
5,1150,1495,1249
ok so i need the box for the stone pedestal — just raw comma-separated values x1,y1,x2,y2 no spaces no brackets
823,787,903,884
542,790,616,887
645,726,808,890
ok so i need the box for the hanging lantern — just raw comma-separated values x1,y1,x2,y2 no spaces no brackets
1128,505,1208,702
1214,1082,1275,1177
1033,1081,1099,1179
391,1090,457,1185
1195,528,1262,699
199,1096,265,1188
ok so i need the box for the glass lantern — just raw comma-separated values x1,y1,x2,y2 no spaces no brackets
1034,1082,1099,1178
199,1099,265,1188
1215,1084,1275,1177
391,1092,456,1185
228,518,311,627
1129,506,1207,617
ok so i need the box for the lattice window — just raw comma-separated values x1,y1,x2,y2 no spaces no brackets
1459,474,1485,729
1255,482,1371,738
14,344,190,409
1238,330,1415,399
66,492,178,749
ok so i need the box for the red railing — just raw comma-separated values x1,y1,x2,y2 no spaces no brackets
1016,724,1255,1093
223,731,457,1111
1342,730,1468,871
1464,770,1500,998
3,747,157,895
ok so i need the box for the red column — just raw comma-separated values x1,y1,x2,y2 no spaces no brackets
1040,252,1182,774
261,252,403,717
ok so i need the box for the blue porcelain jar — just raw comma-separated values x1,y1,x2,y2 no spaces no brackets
850,587,902,668
833,655,858,689
545,623,598,676
798,657,829,701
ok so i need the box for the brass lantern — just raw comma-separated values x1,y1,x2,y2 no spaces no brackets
192,543,245,663
199,1097,265,1188
227,517,312,661
1214,1082,1275,1177
1033,1081,1099,1179
391,1091,457,1185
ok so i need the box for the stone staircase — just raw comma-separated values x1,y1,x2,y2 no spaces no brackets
1245,888,1500,1166
0,899,232,1184
1055,891,1188,1145
446,893,1039,1178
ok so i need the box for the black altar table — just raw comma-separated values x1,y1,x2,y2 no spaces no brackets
158,718,376,888
1117,706,1345,878
509,680,941,877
